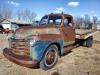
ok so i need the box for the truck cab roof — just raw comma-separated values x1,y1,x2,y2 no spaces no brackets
46,13,73,17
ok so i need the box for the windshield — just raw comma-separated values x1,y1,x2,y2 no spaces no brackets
39,16,48,25
39,15,62,25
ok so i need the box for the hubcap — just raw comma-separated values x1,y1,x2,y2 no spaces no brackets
44,48,57,67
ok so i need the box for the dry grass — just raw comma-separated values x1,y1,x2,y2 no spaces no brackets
0,32,100,75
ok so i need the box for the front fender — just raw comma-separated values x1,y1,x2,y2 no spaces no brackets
30,39,64,62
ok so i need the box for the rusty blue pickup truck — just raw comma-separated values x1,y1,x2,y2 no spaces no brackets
3,13,95,70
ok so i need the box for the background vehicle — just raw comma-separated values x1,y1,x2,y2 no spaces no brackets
0,19,32,33
0,25,4,33
3,13,97,70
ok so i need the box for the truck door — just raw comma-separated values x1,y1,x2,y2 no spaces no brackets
62,16,75,46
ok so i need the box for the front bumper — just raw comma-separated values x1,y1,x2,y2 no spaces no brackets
3,48,39,68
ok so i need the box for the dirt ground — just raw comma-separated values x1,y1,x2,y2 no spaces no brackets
0,31,100,75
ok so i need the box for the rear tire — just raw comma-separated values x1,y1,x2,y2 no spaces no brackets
40,45,58,70
81,36,93,47
85,36,93,47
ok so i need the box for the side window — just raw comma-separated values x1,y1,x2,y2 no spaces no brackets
64,17,72,26
0,25,4,30
64,19,68,25
48,16,62,25
55,19,62,25
49,20,53,24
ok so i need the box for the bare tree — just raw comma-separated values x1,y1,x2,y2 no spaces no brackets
84,14,91,29
29,12,37,22
92,16,98,30
17,10,22,20
0,5,12,19
0,14,2,21
17,9,36,22
75,14,93,29
75,17,84,29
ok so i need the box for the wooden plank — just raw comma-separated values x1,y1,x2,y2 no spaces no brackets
75,29,93,35
76,31,99,39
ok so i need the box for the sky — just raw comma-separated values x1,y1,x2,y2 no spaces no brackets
0,0,100,20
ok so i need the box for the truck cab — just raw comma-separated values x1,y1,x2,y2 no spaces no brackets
39,13,75,45
3,13,93,70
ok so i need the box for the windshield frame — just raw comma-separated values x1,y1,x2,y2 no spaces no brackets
39,15,49,25
39,15,63,26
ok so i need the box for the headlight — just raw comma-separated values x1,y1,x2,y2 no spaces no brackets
28,35,39,46
30,39,37,46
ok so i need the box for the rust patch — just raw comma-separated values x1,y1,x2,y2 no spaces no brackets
37,34,62,41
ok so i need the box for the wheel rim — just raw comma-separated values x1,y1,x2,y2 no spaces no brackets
44,47,57,67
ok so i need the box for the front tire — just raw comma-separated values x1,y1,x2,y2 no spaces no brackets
40,45,59,70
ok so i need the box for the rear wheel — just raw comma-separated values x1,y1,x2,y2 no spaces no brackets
85,36,93,47
82,36,93,47
40,45,58,70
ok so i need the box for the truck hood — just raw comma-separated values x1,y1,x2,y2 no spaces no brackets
15,26,60,39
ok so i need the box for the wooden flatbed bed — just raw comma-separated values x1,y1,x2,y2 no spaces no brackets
75,29,98,39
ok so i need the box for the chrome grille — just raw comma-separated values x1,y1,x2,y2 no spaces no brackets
9,39,30,56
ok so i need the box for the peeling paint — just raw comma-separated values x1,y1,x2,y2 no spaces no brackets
15,28,60,39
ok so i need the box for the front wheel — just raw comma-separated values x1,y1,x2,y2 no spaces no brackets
40,45,59,70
